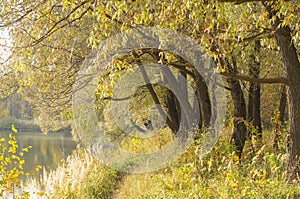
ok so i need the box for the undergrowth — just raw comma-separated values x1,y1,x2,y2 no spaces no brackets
115,130,300,199
31,128,300,199
29,147,123,199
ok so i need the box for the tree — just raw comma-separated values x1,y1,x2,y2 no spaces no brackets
262,0,300,181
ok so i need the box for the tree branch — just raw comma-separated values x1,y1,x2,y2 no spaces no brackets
221,72,288,84
0,1,44,28
31,1,91,46
217,0,272,4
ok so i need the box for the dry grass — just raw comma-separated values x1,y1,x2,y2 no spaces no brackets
28,148,122,199
26,128,300,199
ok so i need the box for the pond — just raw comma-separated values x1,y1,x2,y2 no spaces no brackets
0,131,78,177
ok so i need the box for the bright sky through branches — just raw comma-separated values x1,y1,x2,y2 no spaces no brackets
0,28,11,63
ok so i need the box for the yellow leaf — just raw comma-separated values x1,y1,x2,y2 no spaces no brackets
11,154,19,160
231,182,238,189
12,125,18,133
9,147,17,153
14,178,19,184
5,157,11,163
38,192,46,196
35,165,42,172
219,67,226,73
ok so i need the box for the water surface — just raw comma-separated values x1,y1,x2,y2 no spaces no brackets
0,131,77,174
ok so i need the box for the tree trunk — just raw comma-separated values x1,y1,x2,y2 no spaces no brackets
252,40,262,140
285,63,300,182
273,85,287,149
247,40,262,140
165,89,181,133
247,81,254,138
278,85,287,127
218,55,247,158
174,69,188,132
193,69,212,129
264,2,300,181
253,81,262,139
227,77,247,158
161,66,195,140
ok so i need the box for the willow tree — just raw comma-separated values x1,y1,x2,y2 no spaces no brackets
1,1,241,152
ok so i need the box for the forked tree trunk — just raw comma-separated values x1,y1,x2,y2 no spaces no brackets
163,68,212,137
145,51,211,137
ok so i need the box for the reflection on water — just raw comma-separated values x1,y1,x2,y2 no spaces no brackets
0,131,77,175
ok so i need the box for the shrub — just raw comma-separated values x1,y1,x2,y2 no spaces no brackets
0,125,36,198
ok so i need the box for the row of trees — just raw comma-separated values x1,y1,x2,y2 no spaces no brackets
0,0,300,181
0,93,33,120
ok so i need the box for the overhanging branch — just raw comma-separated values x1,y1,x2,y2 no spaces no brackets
221,72,288,84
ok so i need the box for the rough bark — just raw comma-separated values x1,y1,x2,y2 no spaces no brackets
222,54,248,158
227,77,247,158
218,54,247,158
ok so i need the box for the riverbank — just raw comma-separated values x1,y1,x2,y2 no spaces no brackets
0,116,71,132
0,116,41,132
28,149,124,199
28,129,300,198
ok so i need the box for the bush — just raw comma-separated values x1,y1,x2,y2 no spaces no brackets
0,125,37,198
